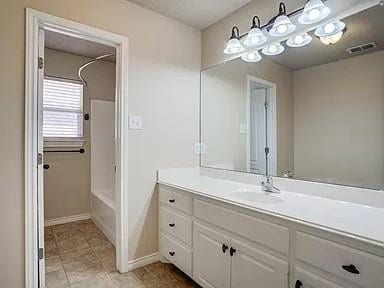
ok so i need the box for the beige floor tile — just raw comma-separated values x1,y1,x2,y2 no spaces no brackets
109,271,140,287
45,269,69,288
65,261,107,284
70,273,115,288
56,237,90,255
45,256,64,273
45,239,59,258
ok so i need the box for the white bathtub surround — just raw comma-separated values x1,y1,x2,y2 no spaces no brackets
90,100,116,244
157,166,384,288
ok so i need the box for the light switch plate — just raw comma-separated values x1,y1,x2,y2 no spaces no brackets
129,115,143,130
240,123,247,134
194,143,206,155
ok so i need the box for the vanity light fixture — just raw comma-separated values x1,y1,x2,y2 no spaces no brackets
269,3,296,37
298,0,331,24
315,20,346,45
286,33,312,47
262,43,285,56
241,51,262,62
224,26,245,54
243,16,267,47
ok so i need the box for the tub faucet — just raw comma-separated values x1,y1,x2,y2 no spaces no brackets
261,175,280,193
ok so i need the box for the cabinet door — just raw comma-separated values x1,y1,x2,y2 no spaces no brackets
294,267,347,288
230,237,288,288
193,222,231,288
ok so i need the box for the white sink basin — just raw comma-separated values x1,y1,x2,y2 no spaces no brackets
230,188,284,204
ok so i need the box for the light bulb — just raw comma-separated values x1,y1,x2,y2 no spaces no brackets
269,15,296,36
277,24,288,34
298,0,331,24
308,8,320,20
319,31,344,45
262,43,285,56
294,35,304,44
287,33,312,48
324,23,336,34
243,27,267,47
241,51,262,63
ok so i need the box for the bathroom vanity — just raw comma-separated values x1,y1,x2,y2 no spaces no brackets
157,167,384,288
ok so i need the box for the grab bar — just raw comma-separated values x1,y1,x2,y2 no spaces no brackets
44,148,85,154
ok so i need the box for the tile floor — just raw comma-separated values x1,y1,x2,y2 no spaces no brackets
45,219,200,287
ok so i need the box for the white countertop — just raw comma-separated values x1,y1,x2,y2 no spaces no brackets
157,167,384,248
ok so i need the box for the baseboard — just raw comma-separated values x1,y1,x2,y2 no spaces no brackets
91,213,116,246
45,213,91,227
127,252,160,271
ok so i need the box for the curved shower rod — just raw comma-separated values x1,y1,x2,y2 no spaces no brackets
78,52,116,86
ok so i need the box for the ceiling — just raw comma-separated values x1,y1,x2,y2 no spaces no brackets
45,30,116,61
126,0,254,29
268,5,384,70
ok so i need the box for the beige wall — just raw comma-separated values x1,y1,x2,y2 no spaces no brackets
44,48,116,221
293,51,384,189
201,0,303,69
0,1,200,286
201,58,294,175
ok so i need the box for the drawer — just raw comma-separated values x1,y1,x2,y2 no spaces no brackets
160,207,192,245
159,186,192,215
295,232,384,288
294,267,347,288
160,232,192,276
193,199,289,254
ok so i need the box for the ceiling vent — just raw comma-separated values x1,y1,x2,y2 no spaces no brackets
346,42,377,54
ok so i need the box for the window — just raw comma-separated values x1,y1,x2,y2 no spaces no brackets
43,77,84,140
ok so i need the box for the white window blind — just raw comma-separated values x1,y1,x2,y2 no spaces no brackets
43,77,84,139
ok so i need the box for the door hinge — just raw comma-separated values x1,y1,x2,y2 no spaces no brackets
38,57,44,69
37,153,43,165
38,248,44,260
265,147,270,155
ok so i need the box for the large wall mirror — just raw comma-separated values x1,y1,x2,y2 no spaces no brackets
201,3,384,190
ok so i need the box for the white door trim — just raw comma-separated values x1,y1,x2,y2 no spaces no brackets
246,75,277,176
25,8,130,288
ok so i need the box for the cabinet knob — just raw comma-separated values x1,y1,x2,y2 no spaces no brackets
169,199,175,203
295,280,303,288
168,223,175,228
43,164,50,170
169,251,175,256
342,264,360,275
230,247,236,256
222,244,228,253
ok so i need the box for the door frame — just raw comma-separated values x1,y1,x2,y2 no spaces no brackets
246,75,277,175
25,8,129,287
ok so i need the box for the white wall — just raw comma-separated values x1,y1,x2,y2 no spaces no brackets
293,51,384,190
0,1,200,286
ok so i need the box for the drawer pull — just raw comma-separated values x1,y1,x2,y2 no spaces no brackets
230,247,236,257
168,223,175,228
222,244,228,253
342,264,360,275
295,280,303,288
169,251,175,256
169,199,175,203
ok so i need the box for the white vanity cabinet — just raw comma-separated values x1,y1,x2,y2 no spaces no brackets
158,184,384,288
193,221,288,288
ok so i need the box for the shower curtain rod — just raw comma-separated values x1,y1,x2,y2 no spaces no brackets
78,52,116,86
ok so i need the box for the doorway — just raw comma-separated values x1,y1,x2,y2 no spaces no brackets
25,9,129,288
246,75,277,176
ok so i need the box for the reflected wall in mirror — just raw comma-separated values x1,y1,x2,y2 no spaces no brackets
201,4,384,190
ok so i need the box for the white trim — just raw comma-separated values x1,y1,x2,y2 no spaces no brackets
246,75,277,175
25,9,130,288
44,213,91,227
127,253,161,271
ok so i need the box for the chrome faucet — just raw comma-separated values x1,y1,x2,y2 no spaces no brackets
261,175,280,193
